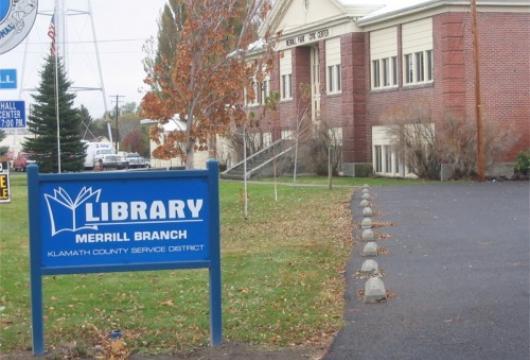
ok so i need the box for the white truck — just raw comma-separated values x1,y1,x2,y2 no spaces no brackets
83,141,117,170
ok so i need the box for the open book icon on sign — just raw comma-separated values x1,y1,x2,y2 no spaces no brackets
44,187,101,236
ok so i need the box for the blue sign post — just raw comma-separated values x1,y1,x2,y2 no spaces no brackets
0,100,26,128
0,69,17,89
27,161,222,355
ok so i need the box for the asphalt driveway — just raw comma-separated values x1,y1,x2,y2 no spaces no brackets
325,182,530,360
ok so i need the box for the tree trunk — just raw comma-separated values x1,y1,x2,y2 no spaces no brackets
186,140,195,169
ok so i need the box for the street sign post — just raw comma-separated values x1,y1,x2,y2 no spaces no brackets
0,161,10,203
27,161,222,355
0,100,26,128
0,69,17,89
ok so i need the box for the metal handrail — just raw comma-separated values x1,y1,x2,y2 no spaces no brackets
222,138,287,174
245,144,295,179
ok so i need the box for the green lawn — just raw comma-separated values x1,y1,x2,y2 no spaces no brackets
0,173,353,355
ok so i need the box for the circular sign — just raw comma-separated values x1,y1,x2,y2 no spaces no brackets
0,0,38,55
0,1,11,23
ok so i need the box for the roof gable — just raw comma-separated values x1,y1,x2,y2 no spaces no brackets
283,0,346,32
264,0,347,35
261,0,385,36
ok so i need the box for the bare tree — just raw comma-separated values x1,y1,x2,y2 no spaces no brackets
292,83,311,182
384,102,518,179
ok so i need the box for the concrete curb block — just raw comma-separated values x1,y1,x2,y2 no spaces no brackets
361,193,371,200
360,259,379,274
364,277,387,303
362,207,373,217
359,199,370,208
361,217,373,229
362,242,378,257
361,229,375,242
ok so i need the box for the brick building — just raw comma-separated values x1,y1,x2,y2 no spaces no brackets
248,0,529,177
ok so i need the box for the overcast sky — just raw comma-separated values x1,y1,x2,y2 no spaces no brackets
0,0,413,118
0,0,167,118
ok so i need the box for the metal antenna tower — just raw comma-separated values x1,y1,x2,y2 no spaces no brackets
19,0,114,144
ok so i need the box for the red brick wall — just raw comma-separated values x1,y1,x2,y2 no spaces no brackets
473,12,529,159
364,11,529,163
251,10,529,164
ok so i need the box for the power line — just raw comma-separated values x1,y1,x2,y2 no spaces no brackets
110,95,126,152
24,38,150,45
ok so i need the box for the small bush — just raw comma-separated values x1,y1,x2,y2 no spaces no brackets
514,150,530,176
354,164,373,177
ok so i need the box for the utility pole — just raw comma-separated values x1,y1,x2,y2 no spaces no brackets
110,95,125,152
471,0,485,181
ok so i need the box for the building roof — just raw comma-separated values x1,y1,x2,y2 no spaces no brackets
358,0,530,25
140,117,187,133
262,0,530,34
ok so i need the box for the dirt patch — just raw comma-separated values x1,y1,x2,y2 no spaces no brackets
2,343,323,360
133,343,323,360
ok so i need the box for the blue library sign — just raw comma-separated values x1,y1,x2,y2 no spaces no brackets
0,100,26,128
0,69,17,89
27,161,222,355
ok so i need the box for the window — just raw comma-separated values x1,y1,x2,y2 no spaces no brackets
372,56,398,89
373,60,380,88
404,50,433,85
382,58,390,86
405,54,414,84
375,146,382,173
326,38,342,94
402,18,434,86
394,147,400,174
248,80,260,106
261,78,270,105
384,145,392,173
426,50,433,81
281,129,293,139
328,66,334,92
415,51,424,82
327,65,341,93
391,56,398,85
281,74,292,100
335,65,341,92
280,50,293,100
370,27,398,90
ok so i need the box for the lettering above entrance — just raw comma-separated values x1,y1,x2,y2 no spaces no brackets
285,29,329,47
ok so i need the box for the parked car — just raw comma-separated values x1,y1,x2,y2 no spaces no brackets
13,152,35,172
126,152,148,168
116,153,129,169
98,154,120,169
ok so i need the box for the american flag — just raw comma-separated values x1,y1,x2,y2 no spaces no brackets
48,13,56,56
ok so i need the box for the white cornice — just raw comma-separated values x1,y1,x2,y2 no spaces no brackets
357,0,530,26
279,14,357,37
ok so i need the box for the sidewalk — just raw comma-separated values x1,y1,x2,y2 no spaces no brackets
325,183,530,360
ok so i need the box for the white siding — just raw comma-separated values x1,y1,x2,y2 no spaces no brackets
372,125,397,146
325,37,341,66
278,0,343,32
280,49,292,75
370,27,398,60
402,18,433,55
